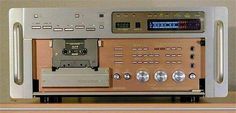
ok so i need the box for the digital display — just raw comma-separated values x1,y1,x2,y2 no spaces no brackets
115,22,130,28
147,19,201,31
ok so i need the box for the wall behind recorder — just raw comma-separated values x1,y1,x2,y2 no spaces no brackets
0,0,235,103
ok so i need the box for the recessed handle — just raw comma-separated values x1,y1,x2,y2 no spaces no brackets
13,22,24,85
216,20,224,84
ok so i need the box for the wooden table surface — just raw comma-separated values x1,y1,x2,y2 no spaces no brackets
0,92,235,113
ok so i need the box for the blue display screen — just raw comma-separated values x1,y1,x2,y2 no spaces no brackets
149,21,179,29
147,19,201,31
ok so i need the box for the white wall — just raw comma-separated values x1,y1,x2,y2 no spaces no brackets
0,0,235,103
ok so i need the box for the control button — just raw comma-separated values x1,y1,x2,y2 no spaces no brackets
114,54,123,57
154,71,167,82
99,25,104,29
166,47,171,50
99,14,104,18
136,71,149,82
64,28,74,31
171,47,176,50
114,47,123,51
154,61,159,64
137,54,142,57
137,61,142,64
165,54,171,57
172,71,185,82
189,73,196,79
172,61,176,64
143,47,149,51
148,54,154,57
171,54,176,57
124,73,131,80
32,26,41,29
86,27,96,31
166,61,171,64
143,54,148,57
42,26,52,29
135,22,141,28
132,61,137,64
154,54,160,57
160,47,165,50
177,54,182,57
75,25,85,29
177,47,182,50
53,28,63,31
148,61,154,64
132,54,137,57
75,14,80,18
132,48,137,51
190,46,195,51
34,14,38,18
190,54,194,59
143,61,148,64
190,63,195,68
113,73,121,80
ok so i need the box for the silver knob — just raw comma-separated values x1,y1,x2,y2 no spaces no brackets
136,71,149,82
172,71,185,82
154,71,167,82
113,73,120,80
124,73,131,80
189,73,196,79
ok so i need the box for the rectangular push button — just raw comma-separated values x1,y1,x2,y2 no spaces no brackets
53,28,63,31
86,27,96,31
42,26,52,29
75,25,85,29
32,26,41,29
64,28,74,31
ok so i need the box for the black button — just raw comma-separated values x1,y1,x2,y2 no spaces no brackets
190,46,194,51
190,63,195,68
99,14,104,18
135,22,141,28
190,54,194,59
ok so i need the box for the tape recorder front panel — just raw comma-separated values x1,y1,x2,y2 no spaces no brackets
33,38,205,92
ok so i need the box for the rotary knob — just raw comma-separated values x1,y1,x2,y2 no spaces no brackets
113,73,121,80
136,71,149,82
124,73,131,80
154,71,167,82
172,71,185,82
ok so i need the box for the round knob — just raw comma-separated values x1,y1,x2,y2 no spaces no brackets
172,71,185,82
154,71,167,82
113,73,121,80
189,73,196,79
124,73,131,80
136,71,149,82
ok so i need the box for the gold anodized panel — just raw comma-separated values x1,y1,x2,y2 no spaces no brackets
34,38,205,92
